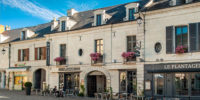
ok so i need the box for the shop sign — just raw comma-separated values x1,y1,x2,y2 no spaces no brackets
164,63,200,70
15,63,26,67
46,41,50,66
58,67,80,72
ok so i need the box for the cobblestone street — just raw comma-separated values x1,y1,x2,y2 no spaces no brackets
0,89,95,100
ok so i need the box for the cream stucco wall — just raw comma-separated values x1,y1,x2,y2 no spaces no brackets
145,2,200,64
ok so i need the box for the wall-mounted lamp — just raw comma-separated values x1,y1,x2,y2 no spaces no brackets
136,14,143,25
1,48,6,55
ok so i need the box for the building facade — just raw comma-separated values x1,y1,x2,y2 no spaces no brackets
143,0,200,99
0,0,200,99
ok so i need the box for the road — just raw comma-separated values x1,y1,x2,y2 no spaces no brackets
0,89,95,100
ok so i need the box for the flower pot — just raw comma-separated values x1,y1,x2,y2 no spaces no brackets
25,87,31,95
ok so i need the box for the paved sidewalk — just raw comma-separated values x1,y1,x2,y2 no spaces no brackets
0,89,95,100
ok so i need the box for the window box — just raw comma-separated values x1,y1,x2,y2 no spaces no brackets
54,57,66,65
175,46,187,54
90,53,103,66
122,52,136,64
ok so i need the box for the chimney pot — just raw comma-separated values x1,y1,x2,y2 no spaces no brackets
67,8,78,17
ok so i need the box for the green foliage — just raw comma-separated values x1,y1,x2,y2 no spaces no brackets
78,92,84,97
79,85,85,97
24,82,32,87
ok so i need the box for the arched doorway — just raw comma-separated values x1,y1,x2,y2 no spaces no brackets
34,69,46,89
87,71,106,97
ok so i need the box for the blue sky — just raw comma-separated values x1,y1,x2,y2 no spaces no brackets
0,0,138,29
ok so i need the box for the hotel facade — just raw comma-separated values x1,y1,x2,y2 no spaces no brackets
0,0,200,99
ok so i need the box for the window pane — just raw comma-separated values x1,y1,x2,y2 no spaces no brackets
60,44,66,57
129,8,135,20
175,26,188,49
175,73,189,96
154,74,164,95
127,36,136,52
120,72,127,92
97,14,101,26
191,73,200,96
95,39,103,54
61,21,66,31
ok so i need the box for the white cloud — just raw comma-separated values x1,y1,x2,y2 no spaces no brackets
66,1,98,12
1,0,65,20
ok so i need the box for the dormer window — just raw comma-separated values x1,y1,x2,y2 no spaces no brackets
93,10,110,26
96,14,102,26
61,21,66,32
129,8,135,21
21,31,26,40
125,3,139,21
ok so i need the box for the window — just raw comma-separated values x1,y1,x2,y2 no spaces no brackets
120,71,136,93
175,73,189,96
175,26,188,51
61,21,66,31
120,72,127,92
60,44,66,65
127,36,136,52
154,74,164,95
95,39,103,54
35,47,46,60
191,73,200,96
96,14,102,26
129,8,135,21
18,49,29,61
60,44,66,57
21,31,26,40
127,36,136,61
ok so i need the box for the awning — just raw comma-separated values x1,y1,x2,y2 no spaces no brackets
7,66,31,72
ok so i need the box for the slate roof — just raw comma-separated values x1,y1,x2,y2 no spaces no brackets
0,0,149,43
1,23,51,43
144,0,200,12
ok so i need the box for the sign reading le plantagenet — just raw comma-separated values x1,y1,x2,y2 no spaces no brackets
164,63,200,70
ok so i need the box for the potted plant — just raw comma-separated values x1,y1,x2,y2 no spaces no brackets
54,57,66,65
121,52,136,63
24,82,32,95
90,53,102,64
175,46,187,54
78,85,85,97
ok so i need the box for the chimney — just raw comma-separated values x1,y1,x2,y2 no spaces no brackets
5,25,11,31
0,25,5,34
51,17,58,31
67,8,78,17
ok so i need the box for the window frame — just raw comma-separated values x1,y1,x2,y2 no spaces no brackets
128,8,135,21
21,31,26,40
18,49,29,62
95,39,103,54
96,14,102,26
35,47,46,60
60,44,66,58
61,21,66,31
175,26,188,50
153,73,165,96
